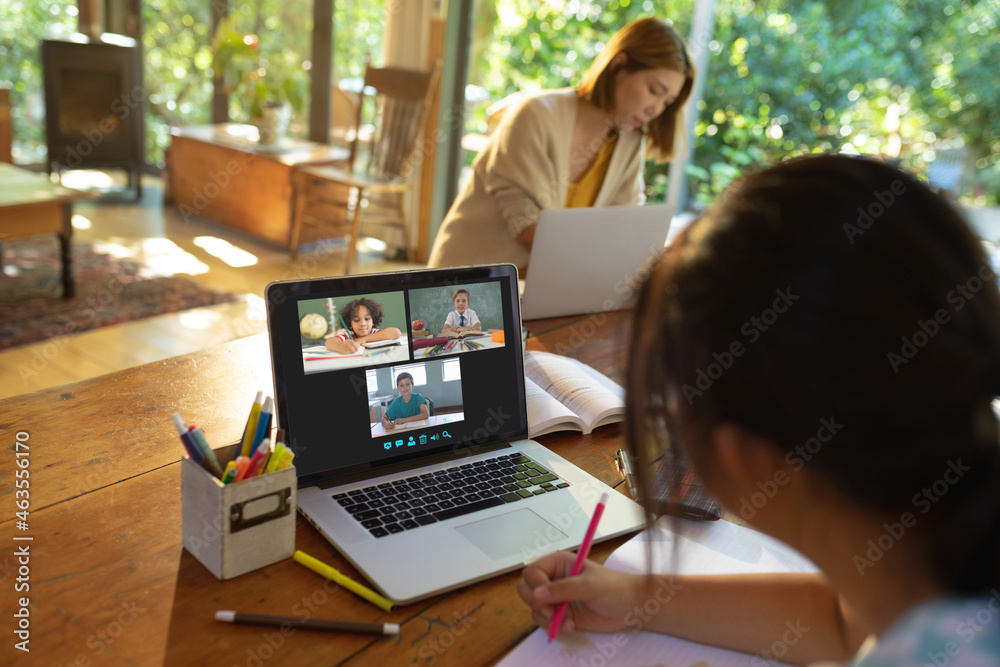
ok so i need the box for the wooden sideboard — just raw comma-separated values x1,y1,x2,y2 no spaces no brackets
164,124,348,247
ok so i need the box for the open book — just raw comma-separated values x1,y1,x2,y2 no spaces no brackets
442,330,488,339
523,350,624,437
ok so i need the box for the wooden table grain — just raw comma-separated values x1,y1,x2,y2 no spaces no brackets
0,310,634,666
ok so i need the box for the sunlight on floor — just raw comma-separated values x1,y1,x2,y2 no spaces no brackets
71,214,92,230
193,236,258,268
177,308,224,330
360,237,388,253
60,170,117,190
91,237,210,277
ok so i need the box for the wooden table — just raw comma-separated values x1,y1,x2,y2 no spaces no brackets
0,310,634,665
0,163,94,297
164,125,349,248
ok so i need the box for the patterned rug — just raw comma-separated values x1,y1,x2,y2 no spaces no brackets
0,238,242,351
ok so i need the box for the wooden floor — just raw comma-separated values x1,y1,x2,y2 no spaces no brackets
0,172,422,400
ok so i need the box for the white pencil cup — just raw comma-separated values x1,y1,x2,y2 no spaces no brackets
181,443,297,579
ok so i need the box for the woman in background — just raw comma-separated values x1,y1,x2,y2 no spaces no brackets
428,17,694,273
518,154,1000,665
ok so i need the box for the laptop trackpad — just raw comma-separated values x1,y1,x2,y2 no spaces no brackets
454,508,567,561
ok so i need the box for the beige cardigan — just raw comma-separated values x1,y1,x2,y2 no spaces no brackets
428,89,646,273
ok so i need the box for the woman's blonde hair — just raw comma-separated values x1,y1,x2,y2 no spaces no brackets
577,17,695,163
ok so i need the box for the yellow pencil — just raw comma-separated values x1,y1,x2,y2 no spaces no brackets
240,390,264,457
294,551,394,612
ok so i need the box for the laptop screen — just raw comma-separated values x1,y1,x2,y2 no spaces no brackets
265,264,528,487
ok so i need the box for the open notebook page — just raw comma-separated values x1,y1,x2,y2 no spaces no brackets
496,516,817,667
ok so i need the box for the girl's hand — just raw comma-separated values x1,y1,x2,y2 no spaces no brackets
516,551,645,636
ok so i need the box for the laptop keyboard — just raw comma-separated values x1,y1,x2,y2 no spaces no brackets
333,453,570,538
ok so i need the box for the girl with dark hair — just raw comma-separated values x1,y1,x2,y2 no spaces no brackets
325,297,401,354
428,17,695,273
517,154,1000,664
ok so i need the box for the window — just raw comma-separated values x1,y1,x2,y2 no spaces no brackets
391,364,427,387
442,358,461,382
365,369,378,394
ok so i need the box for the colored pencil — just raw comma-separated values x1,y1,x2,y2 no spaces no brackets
216,610,399,636
547,492,609,643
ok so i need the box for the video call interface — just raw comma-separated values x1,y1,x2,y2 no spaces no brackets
277,277,528,484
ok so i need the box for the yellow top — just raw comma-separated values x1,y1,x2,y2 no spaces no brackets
564,135,619,208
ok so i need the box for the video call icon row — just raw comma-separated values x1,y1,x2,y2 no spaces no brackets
381,431,452,451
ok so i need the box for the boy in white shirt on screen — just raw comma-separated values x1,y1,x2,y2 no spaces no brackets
442,289,481,333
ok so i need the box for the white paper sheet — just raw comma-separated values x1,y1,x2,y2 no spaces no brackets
496,517,818,667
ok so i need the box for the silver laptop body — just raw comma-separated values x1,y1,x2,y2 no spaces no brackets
520,204,674,320
266,264,644,604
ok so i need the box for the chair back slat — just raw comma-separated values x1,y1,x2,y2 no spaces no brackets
356,59,442,181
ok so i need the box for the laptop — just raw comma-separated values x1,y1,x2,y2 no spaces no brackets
519,203,674,320
265,264,645,604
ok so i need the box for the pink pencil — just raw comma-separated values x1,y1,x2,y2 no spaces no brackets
547,492,608,643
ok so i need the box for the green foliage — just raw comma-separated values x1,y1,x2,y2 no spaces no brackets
470,0,1000,204
142,0,215,165
211,12,306,119
333,0,385,79
0,0,76,162
1,0,371,167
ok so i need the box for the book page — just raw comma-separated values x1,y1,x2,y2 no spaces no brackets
525,377,584,437
301,344,363,359
361,339,402,348
523,350,624,433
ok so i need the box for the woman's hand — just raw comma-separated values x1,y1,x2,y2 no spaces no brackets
516,551,645,636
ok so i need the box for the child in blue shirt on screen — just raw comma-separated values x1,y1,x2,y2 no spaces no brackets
325,297,401,354
381,372,429,430
442,289,481,333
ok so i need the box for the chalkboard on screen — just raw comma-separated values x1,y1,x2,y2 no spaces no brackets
408,283,503,332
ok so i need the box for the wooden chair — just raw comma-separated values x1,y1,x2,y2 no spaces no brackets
330,86,361,150
290,59,442,273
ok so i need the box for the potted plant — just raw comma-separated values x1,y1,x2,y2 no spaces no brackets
212,15,306,144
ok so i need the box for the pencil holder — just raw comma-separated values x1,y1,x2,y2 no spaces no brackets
181,443,297,580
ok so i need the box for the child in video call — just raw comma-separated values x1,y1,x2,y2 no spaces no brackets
442,289,481,333
325,297,401,354
381,372,429,430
